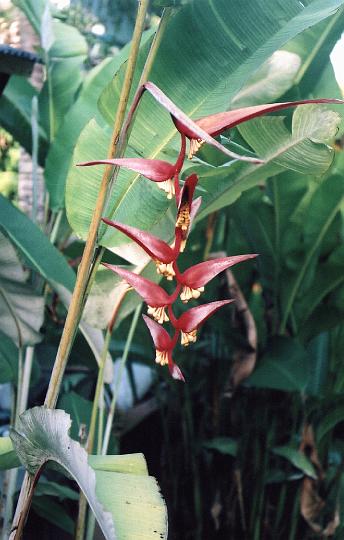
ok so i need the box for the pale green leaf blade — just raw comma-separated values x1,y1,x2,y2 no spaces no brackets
89,454,148,475
0,437,21,471
231,50,301,107
10,407,116,540
95,469,168,540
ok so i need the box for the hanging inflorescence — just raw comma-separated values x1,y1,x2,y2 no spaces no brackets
79,82,343,380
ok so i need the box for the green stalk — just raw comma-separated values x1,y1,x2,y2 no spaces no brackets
10,3,149,538
102,304,142,455
84,303,141,540
75,327,112,540
30,96,39,224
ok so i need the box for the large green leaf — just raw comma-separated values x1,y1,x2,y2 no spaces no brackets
0,77,48,164
37,5,88,140
45,31,154,210
0,231,44,346
0,195,75,291
10,407,168,540
247,337,310,392
283,8,344,97
66,0,344,246
230,50,301,107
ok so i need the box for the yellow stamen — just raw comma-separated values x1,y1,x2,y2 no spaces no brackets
155,350,169,366
179,238,187,253
188,138,204,159
147,305,169,324
181,329,197,347
176,202,191,232
157,179,175,199
180,285,205,303
155,261,175,281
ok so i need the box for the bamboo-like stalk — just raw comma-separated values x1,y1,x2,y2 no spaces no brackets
9,3,150,538
102,304,142,456
76,288,129,540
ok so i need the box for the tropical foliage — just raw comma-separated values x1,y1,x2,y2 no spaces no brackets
0,0,344,539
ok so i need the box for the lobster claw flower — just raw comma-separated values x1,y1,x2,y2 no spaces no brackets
179,254,257,303
174,300,234,346
143,82,262,164
77,157,177,199
143,315,185,381
103,264,172,323
102,219,178,280
175,174,199,250
173,98,344,158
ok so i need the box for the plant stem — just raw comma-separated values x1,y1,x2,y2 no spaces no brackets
102,304,142,455
10,2,149,538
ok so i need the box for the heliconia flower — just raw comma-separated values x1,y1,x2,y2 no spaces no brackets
102,219,179,280
173,98,344,158
142,315,185,381
77,157,177,199
175,174,199,250
178,254,257,303
174,300,234,346
102,264,173,324
143,82,263,164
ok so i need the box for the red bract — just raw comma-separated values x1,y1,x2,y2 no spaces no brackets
143,82,263,164
102,264,173,324
173,98,344,158
77,157,177,199
175,300,234,346
102,219,178,279
143,315,185,381
178,254,258,303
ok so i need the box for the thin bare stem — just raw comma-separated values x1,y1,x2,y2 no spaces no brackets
102,304,142,455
